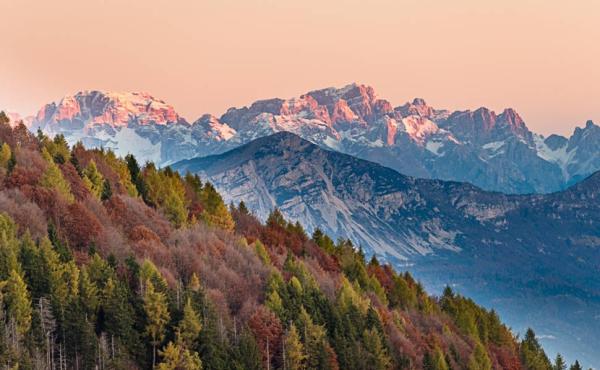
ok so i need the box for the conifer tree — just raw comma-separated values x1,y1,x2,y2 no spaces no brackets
467,342,491,370
284,324,306,370
569,361,583,370
520,328,552,370
178,298,202,349
143,279,170,367
0,143,11,168
101,178,113,201
40,148,74,202
157,341,202,370
83,159,104,199
362,327,391,370
232,328,263,370
554,354,567,370
201,182,234,231
4,269,33,343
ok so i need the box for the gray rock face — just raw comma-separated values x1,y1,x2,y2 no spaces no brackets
173,132,600,367
31,85,600,194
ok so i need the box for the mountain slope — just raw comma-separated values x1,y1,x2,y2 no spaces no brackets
0,119,546,370
30,84,600,194
173,132,600,366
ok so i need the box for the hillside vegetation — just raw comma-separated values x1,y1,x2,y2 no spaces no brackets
0,112,580,369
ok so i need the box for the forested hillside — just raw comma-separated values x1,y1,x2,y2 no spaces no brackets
0,112,579,369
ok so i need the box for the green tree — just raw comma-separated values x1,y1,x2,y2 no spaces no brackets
554,354,567,370
101,178,113,201
362,328,391,370
520,328,552,370
3,269,33,341
284,324,306,370
157,341,202,370
143,279,170,367
0,143,11,168
40,148,74,202
83,159,104,199
177,298,202,348
424,346,449,370
569,361,583,370
126,154,149,202
232,328,263,370
201,182,234,231
467,342,491,370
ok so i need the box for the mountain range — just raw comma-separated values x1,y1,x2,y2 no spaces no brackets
6,84,600,365
29,84,600,194
172,131,600,366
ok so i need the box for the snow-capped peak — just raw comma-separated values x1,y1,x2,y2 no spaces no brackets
34,90,186,131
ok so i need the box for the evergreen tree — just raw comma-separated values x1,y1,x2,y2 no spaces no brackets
157,341,202,370
362,327,391,370
0,111,8,125
83,159,104,199
423,346,449,370
125,154,149,202
201,182,234,231
40,148,74,202
143,280,170,367
520,328,552,370
554,354,567,370
3,269,33,343
178,298,202,348
232,328,263,370
0,143,11,168
467,342,491,370
101,178,113,201
284,324,306,370
237,201,249,215
569,361,583,370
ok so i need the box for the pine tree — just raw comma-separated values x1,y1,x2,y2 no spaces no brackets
83,159,104,199
40,148,74,202
569,361,583,370
554,354,567,370
362,327,391,370
201,182,234,231
238,201,249,215
284,324,306,370
178,298,202,348
0,143,11,168
424,346,449,370
520,328,552,370
101,178,113,201
3,269,33,343
0,111,9,125
298,307,333,370
232,327,263,370
143,279,170,367
467,342,491,370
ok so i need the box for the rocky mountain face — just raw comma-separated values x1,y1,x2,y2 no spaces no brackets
29,85,600,194
173,132,600,367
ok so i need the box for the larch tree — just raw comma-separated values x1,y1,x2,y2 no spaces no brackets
83,159,104,199
3,269,33,346
0,143,11,168
143,279,171,368
284,324,306,370
177,298,202,349
467,342,492,370
40,147,74,202
157,341,202,370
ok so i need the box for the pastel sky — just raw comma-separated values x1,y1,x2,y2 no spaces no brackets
1,0,598,136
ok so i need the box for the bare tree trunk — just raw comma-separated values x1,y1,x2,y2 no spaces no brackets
152,343,156,368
